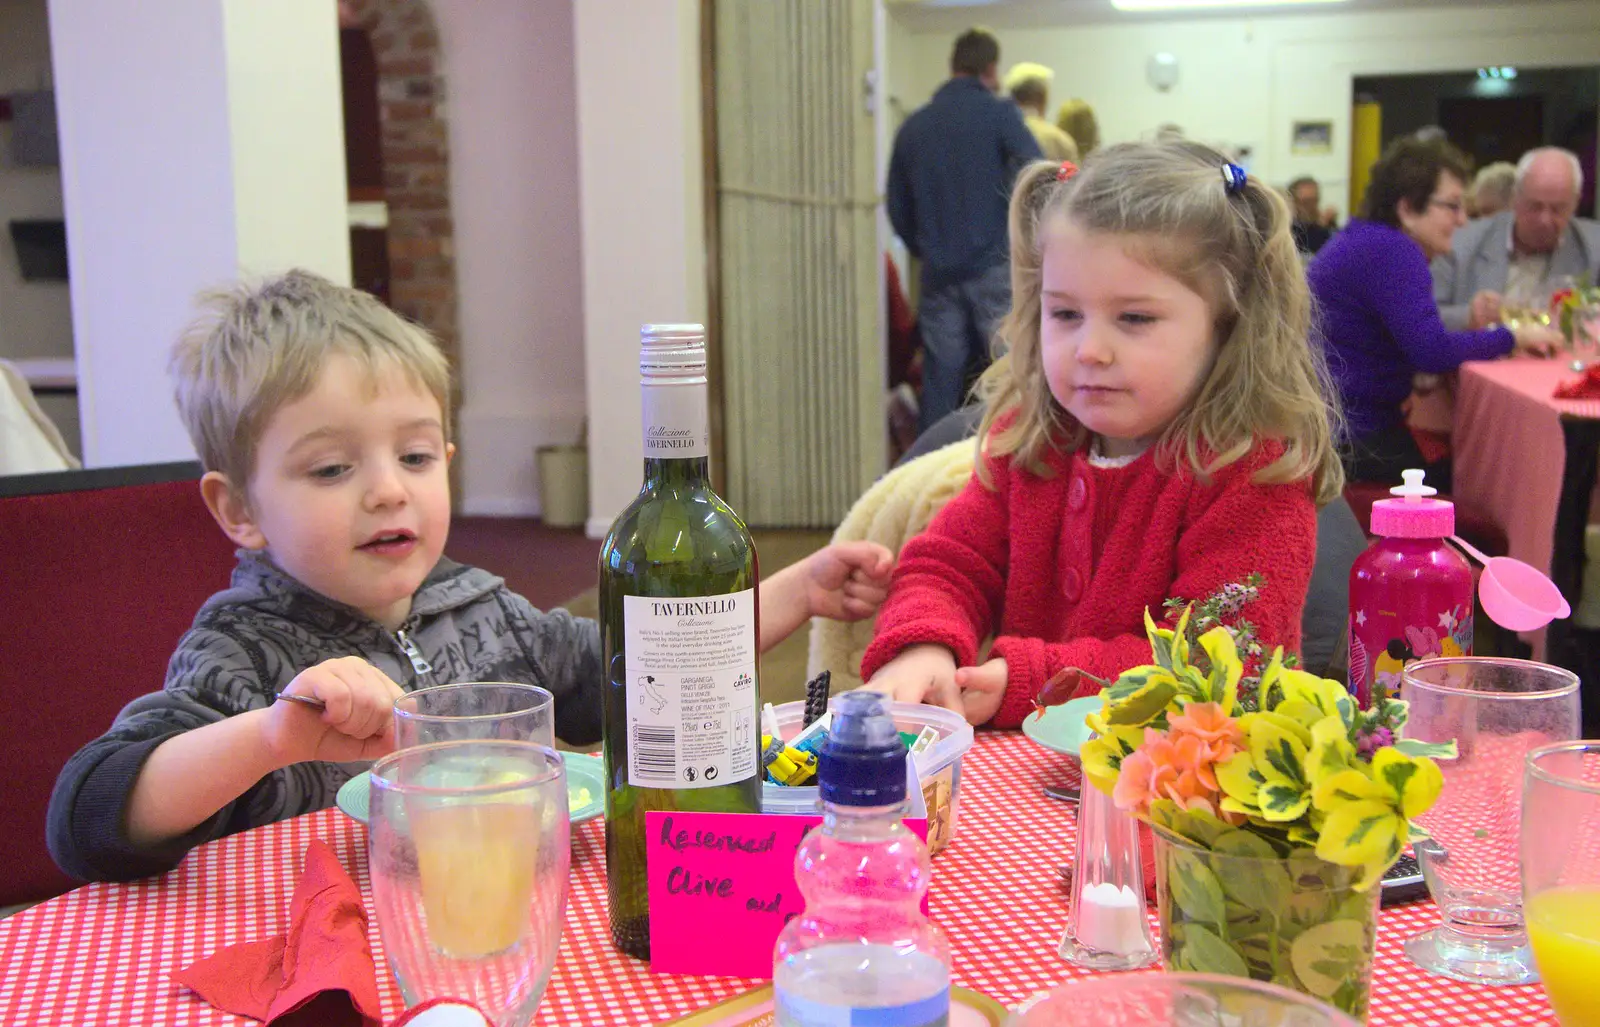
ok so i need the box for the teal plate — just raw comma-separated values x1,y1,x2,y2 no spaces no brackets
1020,695,1100,758
336,751,605,826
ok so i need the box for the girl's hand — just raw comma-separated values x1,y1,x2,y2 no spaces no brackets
265,656,404,765
954,658,1007,725
802,541,894,621
1512,323,1562,358
953,655,1004,719
863,644,960,711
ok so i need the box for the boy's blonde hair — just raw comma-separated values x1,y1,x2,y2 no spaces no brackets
976,141,1344,506
169,269,452,491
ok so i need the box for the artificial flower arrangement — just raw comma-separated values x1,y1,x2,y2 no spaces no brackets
1036,580,1454,1018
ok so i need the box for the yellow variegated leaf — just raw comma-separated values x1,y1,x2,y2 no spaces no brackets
1274,699,1326,731
1104,672,1180,727
1170,604,1192,666
1256,649,1288,708
1286,822,1320,847
1242,710,1314,749
1278,671,1358,730
1197,626,1242,712
1220,796,1261,818
1079,735,1122,796
1248,716,1311,788
1305,715,1357,787
1215,750,1263,806
1315,798,1404,885
1371,748,1445,819
1311,767,1386,811
1258,782,1312,822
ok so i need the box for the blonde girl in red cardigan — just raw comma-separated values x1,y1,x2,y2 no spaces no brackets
863,141,1344,727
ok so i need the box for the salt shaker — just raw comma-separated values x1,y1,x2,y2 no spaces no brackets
1059,779,1156,969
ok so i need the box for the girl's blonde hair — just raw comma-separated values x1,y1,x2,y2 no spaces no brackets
976,140,1344,506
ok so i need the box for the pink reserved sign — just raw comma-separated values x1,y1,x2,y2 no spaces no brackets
646,762,927,978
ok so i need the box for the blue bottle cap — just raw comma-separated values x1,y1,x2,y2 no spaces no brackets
818,691,907,807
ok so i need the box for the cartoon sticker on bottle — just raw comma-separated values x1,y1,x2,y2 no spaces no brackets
1350,603,1473,704
623,589,758,789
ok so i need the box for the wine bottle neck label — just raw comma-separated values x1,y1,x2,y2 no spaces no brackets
623,588,758,789
642,379,709,460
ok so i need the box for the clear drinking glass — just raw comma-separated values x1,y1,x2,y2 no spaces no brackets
1399,657,1580,984
1009,972,1359,1027
1521,742,1600,1026
369,739,570,1025
394,681,555,749
1571,303,1600,371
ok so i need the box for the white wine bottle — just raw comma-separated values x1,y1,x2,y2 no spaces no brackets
599,323,762,960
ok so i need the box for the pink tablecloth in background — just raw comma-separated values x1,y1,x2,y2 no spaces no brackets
1454,359,1600,658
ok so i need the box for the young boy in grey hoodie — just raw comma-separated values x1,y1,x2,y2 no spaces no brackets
48,270,892,883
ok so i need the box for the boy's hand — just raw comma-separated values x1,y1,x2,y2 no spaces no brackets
954,657,1007,726
863,644,960,712
803,541,893,621
265,657,404,765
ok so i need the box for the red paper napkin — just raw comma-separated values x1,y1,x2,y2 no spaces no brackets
1554,364,1600,400
174,840,384,1027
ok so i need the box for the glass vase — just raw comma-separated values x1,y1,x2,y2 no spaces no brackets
1151,826,1380,1022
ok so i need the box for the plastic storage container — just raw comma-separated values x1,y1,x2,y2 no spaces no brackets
760,699,973,855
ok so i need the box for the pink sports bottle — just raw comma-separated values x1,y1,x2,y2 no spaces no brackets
1347,469,1474,707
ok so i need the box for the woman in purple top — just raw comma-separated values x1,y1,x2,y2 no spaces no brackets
1308,138,1558,489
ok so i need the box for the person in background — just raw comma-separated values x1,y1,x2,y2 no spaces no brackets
1310,139,1560,488
1055,98,1100,158
1003,62,1078,163
887,27,1042,434
1434,147,1600,330
863,143,1337,725
1287,175,1338,256
1467,161,1516,219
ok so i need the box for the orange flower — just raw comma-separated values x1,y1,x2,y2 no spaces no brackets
1167,702,1244,791
1112,728,1224,818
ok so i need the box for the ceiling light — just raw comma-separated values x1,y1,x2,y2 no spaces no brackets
1111,0,1349,10
1501,66,1518,79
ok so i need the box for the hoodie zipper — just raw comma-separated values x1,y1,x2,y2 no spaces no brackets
394,625,433,679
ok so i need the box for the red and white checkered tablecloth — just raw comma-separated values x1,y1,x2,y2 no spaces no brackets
0,733,1559,1026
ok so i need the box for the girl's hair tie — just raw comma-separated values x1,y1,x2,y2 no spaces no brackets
1056,160,1079,182
1221,163,1248,195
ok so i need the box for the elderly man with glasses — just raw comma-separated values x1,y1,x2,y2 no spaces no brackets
1433,147,1600,330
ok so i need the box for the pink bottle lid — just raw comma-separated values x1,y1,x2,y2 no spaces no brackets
1369,468,1454,538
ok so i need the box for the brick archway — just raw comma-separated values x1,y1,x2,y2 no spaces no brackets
341,0,458,370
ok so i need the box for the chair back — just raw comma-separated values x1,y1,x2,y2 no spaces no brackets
0,463,236,905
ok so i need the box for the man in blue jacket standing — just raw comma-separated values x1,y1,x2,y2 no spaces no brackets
888,28,1041,433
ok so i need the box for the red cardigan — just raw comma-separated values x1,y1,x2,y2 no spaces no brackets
859,438,1318,728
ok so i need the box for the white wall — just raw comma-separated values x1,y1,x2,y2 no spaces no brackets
574,0,706,537
0,0,73,361
49,0,351,468
886,1,1600,214
432,0,587,518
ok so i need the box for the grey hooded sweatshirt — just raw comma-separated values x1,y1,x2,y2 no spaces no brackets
47,550,602,883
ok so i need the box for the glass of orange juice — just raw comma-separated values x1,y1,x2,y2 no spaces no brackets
1523,741,1600,1027
369,739,569,1026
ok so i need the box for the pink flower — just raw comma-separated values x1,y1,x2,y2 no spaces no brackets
1166,702,1244,791
1113,728,1224,818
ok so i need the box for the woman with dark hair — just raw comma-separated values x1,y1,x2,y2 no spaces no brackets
1309,138,1559,487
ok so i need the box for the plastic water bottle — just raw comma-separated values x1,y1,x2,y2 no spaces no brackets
773,691,951,1027
1348,468,1474,707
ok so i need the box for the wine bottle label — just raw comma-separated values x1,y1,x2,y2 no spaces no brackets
642,380,709,459
623,588,757,789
